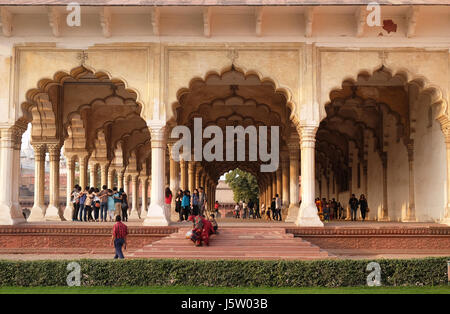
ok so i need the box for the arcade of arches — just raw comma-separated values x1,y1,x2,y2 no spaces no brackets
0,47,449,228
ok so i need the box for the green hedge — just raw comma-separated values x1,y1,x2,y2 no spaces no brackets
0,257,448,287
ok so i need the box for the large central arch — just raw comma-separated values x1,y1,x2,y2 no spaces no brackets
166,65,303,222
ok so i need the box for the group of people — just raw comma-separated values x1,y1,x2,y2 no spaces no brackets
233,199,260,219
232,194,283,221
187,214,219,246
70,184,129,222
174,187,209,222
315,194,368,222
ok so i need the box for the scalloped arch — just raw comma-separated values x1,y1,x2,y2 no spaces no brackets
324,65,448,123
170,64,298,127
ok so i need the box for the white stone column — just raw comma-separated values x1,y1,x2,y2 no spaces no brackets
79,154,88,189
144,123,169,226
140,176,149,216
118,170,125,190
281,153,290,213
180,159,187,191
108,168,115,189
63,156,75,220
276,167,282,198
29,144,46,221
286,144,300,222
0,128,25,225
129,174,140,219
188,161,195,192
296,125,323,227
403,141,416,222
100,163,108,188
378,152,390,221
45,144,62,221
89,163,98,189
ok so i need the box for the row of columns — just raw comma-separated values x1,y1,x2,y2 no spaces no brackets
3,122,449,226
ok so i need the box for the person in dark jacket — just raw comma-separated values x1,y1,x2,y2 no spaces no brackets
349,194,359,221
359,194,368,221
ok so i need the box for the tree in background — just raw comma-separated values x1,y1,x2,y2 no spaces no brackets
225,169,259,203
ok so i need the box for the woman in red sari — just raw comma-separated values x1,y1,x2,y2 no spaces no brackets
188,215,213,246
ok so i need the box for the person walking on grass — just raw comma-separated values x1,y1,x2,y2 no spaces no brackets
111,215,128,259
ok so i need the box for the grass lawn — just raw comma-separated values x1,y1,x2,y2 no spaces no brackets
0,286,448,294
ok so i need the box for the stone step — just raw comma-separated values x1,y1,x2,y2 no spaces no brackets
132,251,329,258
130,227,333,260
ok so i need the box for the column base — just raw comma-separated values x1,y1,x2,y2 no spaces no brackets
295,203,323,227
285,204,299,223
441,217,450,226
129,208,141,220
44,205,63,221
377,216,390,222
143,203,170,226
0,204,26,225
402,216,417,222
63,205,73,221
27,205,45,222
344,207,351,220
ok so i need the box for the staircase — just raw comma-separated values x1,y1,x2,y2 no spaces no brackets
131,227,333,260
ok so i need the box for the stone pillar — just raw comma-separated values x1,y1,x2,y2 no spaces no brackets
295,125,323,227
276,167,282,198
118,170,125,190
267,176,273,207
29,144,46,221
123,175,129,195
100,163,108,188
286,144,300,222
403,141,416,222
195,165,201,190
188,161,195,192
45,144,62,221
63,156,76,220
281,154,289,211
272,173,277,199
107,168,115,189
363,161,368,219
89,163,98,189
140,176,149,216
168,142,179,197
0,128,25,225
180,159,187,191
79,154,89,189
345,166,353,221
443,128,450,225
378,152,389,221
129,174,140,219
144,123,169,226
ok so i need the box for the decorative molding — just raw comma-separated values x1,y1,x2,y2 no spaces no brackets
354,6,367,38
100,6,112,38
286,227,450,236
406,6,420,38
304,7,314,38
0,7,12,37
203,6,212,38
151,7,160,36
48,7,61,37
255,6,264,37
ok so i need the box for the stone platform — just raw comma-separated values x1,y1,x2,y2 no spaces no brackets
0,221,449,260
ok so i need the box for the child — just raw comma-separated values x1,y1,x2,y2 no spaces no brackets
209,214,218,233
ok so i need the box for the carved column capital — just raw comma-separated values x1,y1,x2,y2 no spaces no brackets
299,125,318,149
148,123,167,149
